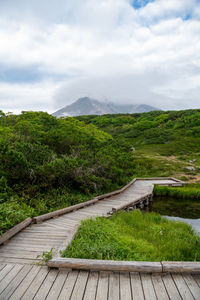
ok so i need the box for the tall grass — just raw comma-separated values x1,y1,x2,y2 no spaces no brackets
154,184,200,200
62,210,200,261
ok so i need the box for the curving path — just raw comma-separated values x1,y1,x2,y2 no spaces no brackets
1,178,200,299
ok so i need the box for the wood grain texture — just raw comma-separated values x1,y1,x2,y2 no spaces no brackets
48,258,162,273
0,218,32,245
162,261,200,274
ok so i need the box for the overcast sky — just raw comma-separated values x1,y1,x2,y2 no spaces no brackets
0,0,200,113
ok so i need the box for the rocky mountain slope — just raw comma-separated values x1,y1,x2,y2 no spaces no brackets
53,97,160,117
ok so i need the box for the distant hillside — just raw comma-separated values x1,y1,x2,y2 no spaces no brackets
52,97,160,117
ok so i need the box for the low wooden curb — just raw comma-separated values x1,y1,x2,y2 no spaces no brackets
48,258,162,273
0,218,32,245
162,262,200,274
47,258,200,274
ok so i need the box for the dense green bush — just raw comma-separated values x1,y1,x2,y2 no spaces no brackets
0,111,135,234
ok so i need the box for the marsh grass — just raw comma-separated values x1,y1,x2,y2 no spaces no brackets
62,210,200,261
154,184,200,200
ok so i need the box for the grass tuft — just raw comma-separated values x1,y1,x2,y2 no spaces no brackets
62,210,200,262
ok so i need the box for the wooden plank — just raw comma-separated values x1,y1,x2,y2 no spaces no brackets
0,252,41,260
0,257,39,264
141,273,157,300
14,233,66,240
108,272,120,300
0,264,5,272
120,272,132,300
0,218,32,245
192,274,200,288
48,258,162,273
10,238,62,245
182,273,200,299
162,261,200,274
151,274,169,300
130,272,144,300
2,244,53,251
70,271,89,300
172,273,194,300
0,264,23,295
0,264,32,300
33,198,99,223
21,267,49,300
96,272,109,300
58,271,79,300
162,274,182,300
0,264,14,283
83,271,99,300
44,270,69,300
32,269,58,300
9,265,41,300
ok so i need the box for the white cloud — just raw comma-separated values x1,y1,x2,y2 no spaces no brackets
0,81,60,113
0,0,200,112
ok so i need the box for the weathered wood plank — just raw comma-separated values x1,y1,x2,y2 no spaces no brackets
0,264,6,272
0,264,23,295
33,198,99,223
70,271,89,300
83,271,99,300
162,273,182,300
192,274,200,288
108,272,120,300
21,267,49,300
0,264,32,300
120,272,132,300
48,258,162,273
0,264,14,283
182,273,200,299
45,270,69,300
162,261,200,274
141,273,157,300
0,218,32,245
33,269,58,300
96,272,109,300
172,273,194,300
130,272,144,300
0,257,39,264
151,274,169,300
9,265,41,300
58,271,79,300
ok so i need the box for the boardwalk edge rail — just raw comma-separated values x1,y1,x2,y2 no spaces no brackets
0,177,185,246
47,258,200,274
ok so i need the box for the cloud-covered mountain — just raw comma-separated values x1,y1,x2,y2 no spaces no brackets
52,97,160,117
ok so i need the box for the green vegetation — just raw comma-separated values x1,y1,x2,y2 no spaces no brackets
154,183,200,200
0,111,134,235
2,108,200,236
77,109,200,179
62,210,200,261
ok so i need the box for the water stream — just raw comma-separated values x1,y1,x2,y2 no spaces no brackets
147,197,200,235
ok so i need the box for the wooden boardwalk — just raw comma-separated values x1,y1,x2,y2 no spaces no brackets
0,263,200,299
0,179,176,265
1,178,200,299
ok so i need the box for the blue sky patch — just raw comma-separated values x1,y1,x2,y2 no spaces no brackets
0,66,70,83
0,67,42,83
132,0,154,9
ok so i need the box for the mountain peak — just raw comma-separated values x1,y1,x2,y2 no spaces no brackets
53,97,160,117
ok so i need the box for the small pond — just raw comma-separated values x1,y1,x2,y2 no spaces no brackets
145,197,200,235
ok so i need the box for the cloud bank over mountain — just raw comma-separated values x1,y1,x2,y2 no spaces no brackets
0,0,200,113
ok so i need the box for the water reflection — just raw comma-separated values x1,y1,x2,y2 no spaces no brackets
145,197,200,235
